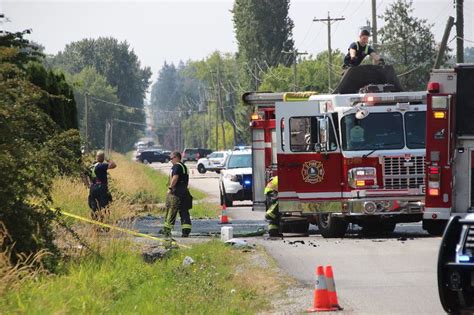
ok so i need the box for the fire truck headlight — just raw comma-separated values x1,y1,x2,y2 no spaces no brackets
348,167,377,189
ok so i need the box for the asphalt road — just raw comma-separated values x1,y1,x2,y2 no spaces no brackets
147,160,444,314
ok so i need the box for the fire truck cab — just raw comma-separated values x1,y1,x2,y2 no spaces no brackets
247,65,430,237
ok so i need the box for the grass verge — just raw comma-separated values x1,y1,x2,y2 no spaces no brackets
51,152,217,220
0,240,282,314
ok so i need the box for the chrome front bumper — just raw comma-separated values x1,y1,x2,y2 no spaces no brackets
279,198,424,216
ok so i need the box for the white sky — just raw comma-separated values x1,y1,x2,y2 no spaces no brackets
2,0,473,82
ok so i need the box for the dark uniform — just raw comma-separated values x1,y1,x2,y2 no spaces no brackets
343,41,375,68
88,162,112,219
163,162,193,237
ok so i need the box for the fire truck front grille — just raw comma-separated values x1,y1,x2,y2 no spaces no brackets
383,156,425,189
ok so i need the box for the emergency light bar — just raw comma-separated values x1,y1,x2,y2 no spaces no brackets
350,94,426,106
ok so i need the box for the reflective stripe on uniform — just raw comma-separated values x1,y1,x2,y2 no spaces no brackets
268,224,279,230
265,210,276,219
356,42,369,55
178,162,188,174
181,224,192,229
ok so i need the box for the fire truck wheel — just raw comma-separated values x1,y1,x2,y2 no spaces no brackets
317,214,348,238
197,164,206,174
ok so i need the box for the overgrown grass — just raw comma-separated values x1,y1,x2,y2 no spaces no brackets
51,152,216,220
0,240,281,314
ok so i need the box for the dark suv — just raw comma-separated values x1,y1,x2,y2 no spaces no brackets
182,148,212,162
138,150,170,164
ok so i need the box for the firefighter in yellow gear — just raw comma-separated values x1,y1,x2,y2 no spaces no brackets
264,176,282,237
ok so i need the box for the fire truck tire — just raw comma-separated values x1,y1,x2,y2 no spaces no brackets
423,219,448,236
317,214,348,238
197,164,206,174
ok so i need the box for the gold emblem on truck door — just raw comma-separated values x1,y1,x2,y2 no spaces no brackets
301,160,325,184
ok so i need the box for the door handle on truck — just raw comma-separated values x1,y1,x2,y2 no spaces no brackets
287,163,301,168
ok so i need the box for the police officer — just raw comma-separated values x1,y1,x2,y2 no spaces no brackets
163,151,193,237
87,150,116,220
264,176,282,237
343,29,383,68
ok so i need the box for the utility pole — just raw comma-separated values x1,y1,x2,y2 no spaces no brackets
84,92,89,153
210,72,219,151
434,16,455,69
281,49,308,91
371,0,377,48
216,66,226,149
456,0,464,63
314,12,345,92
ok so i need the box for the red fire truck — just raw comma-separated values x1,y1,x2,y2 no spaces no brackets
426,64,474,313
425,64,474,233
245,65,430,237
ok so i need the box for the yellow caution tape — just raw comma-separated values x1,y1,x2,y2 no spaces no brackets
46,207,189,248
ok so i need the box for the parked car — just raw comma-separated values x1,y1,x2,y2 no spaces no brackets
218,149,252,207
137,150,170,164
182,148,213,162
196,150,230,174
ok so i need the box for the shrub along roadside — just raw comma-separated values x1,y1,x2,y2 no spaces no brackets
0,240,282,314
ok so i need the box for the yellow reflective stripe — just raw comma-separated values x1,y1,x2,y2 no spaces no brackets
355,42,369,55
266,211,276,219
181,224,192,229
268,224,279,230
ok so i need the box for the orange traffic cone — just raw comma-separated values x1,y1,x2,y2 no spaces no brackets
325,266,343,310
307,266,338,312
219,204,230,224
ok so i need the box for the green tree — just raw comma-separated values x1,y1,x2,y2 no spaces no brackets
259,50,344,93
69,67,127,150
50,37,152,109
0,31,81,271
232,0,294,70
26,63,78,130
378,0,437,90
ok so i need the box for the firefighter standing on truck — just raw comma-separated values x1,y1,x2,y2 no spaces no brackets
265,176,282,237
163,151,193,237
343,29,383,68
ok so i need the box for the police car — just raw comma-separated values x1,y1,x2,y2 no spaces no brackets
218,148,252,207
196,150,230,174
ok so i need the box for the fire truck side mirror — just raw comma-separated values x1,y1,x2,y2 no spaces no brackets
317,117,329,152
355,108,370,120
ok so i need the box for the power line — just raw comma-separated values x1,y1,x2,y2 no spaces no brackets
313,12,345,91
89,96,145,112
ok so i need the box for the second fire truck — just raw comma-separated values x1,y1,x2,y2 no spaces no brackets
246,65,431,237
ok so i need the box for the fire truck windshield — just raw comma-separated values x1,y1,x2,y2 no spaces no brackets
341,112,404,151
405,111,426,149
